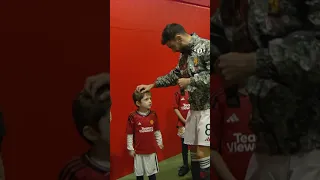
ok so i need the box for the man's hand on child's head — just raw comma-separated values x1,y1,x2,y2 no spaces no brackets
129,150,135,157
136,84,154,93
84,73,110,101
159,144,164,150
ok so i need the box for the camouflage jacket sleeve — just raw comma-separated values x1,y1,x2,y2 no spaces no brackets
255,1,320,86
210,9,230,72
154,65,180,88
190,41,210,89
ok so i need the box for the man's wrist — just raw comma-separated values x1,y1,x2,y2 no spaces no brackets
189,77,195,86
255,49,275,78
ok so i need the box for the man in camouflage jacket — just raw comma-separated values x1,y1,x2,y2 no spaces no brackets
137,23,210,180
211,0,320,179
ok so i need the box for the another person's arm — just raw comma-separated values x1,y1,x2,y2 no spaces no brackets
84,73,110,100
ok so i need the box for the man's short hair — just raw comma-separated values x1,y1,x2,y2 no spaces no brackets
161,23,187,45
72,90,111,145
132,91,151,105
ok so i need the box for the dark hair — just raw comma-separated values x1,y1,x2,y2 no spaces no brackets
72,90,111,145
132,91,151,106
161,23,187,45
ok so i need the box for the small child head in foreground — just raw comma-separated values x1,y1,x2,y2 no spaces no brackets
132,90,152,111
72,90,111,147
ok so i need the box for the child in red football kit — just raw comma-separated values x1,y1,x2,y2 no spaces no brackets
211,78,255,180
173,87,190,176
127,91,164,180
59,73,111,180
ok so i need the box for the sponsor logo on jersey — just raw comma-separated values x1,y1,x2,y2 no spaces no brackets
181,103,190,110
139,127,154,133
227,133,256,152
181,97,185,101
226,113,239,123
138,122,141,126
150,120,154,125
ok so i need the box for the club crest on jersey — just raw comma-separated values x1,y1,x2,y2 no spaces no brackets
193,57,198,66
268,0,279,14
150,120,154,125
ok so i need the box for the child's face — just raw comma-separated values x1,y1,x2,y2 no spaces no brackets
138,93,152,109
98,112,110,143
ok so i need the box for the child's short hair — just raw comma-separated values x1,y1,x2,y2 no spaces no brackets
72,91,111,145
132,91,151,105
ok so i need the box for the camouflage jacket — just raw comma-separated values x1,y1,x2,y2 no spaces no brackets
155,33,210,111
212,0,320,155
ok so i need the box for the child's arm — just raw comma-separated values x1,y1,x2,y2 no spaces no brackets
154,130,163,149
174,109,186,124
211,150,237,180
153,112,164,149
173,92,186,124
126,114,135,157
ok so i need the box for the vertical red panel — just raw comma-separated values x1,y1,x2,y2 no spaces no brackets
0,0,109,179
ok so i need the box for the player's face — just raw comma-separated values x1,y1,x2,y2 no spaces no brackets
139,94,152,109
166,35,184,52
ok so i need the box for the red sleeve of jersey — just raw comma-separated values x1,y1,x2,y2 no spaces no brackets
126,113,135,134
173,91,180,109
153,112,160,131
211,95,225,150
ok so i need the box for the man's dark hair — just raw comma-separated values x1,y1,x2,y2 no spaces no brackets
161,23,187,45
132,91,151,106
72,88,111,145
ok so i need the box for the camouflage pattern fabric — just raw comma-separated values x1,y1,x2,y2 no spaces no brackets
155,33,210,111
211,0,320,155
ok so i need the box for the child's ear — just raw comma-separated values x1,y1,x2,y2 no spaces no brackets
83,126,99,141
135,101,140,107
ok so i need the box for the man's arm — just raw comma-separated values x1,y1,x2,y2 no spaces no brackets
255,1,320,86
154,65,180,88
210,8,230,74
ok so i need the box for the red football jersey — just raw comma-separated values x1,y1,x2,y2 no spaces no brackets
59,153,110,180
126,111,160,154
173,90,190,127
211,91,254,180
